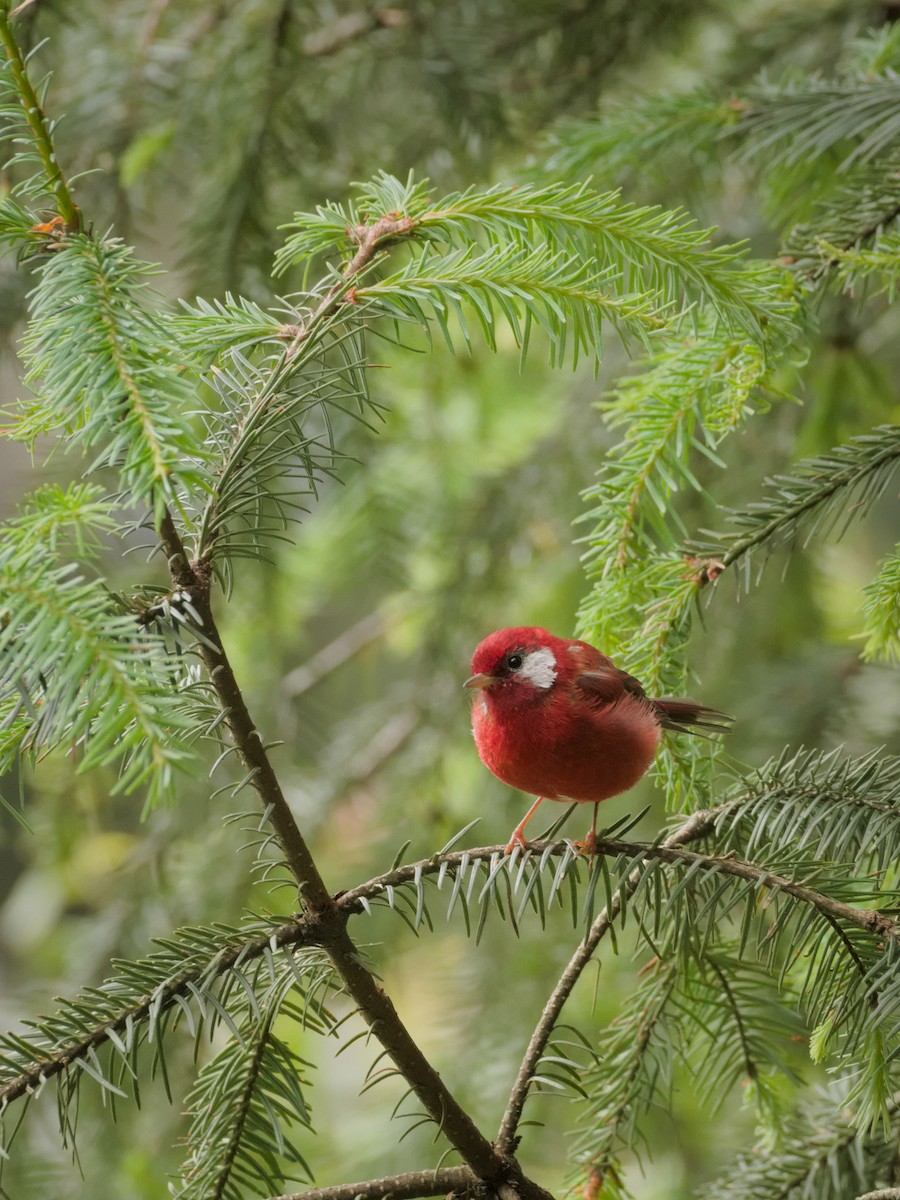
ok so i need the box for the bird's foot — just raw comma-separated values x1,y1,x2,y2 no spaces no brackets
503,827,531,855
573,828,598,857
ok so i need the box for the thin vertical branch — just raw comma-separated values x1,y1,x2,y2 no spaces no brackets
496,810,715,1154
0,10,80,228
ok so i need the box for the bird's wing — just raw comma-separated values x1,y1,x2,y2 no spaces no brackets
575,666,648,708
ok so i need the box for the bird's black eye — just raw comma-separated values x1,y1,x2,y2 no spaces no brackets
507,653,523,670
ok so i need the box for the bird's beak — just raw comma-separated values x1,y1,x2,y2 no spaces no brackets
464,673,495,691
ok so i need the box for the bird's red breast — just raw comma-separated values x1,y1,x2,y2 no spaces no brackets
465,626,663,804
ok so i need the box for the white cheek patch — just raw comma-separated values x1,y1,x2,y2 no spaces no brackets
520,646,557,689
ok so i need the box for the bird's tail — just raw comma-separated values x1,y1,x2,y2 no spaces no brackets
652,698,734,737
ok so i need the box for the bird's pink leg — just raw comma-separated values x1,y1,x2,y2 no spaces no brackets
504,796,545,854
574,802,600,857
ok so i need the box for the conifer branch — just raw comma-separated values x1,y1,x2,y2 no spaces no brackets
164,208,527,1192
861,548,900,663
179,995,317,1200
798,194,900,284
271,1166,478,1200
0,10,80,228
0,917,321,1110
692,425,900,580
195,210,413,562
495,809,712,1154
700,1089,900,1200
183,572,334,914
210,1016,275,1200
337,822,898,945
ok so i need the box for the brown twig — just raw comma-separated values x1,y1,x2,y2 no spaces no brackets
302,8,406,58
269,1166,479,1200
495,810,714,1153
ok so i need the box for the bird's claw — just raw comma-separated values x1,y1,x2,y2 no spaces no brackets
573,828,598,857
503,829,530,856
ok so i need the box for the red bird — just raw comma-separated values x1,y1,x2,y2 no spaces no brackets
465,626,731,853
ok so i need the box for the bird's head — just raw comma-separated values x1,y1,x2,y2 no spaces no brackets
464,626,565,698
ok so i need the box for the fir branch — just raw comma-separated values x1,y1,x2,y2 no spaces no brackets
816,228,900,294
698,1086,900,1200
337,824,898,947
691,425,900,583
0,520,194,802
678,952,803,1115
0,11,80,228
636,841,896,942
280,174,793,346
10,236,207,508
0,916,324,1111
166,586,527,1193
566,962,677,1191
579,323,780,572
193,209,413,564
780,159,900,284
178,993,315,1200
152,196,527,1183
179,576,338,915
861,548,900,663
336,810,898,1152
352,241,667,362
409,181,790,338
192,320,370,566
495,810,712,1155
715,747,900,875
738,76,900,171
540,88,738,186
269,1166,478,1200
550,72,900,185
590,426,900,713
575,311,799,761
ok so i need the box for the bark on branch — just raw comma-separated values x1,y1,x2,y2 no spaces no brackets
269,1166,479,1200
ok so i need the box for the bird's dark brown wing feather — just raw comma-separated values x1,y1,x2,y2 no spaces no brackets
575,667,648,707
577,670,733,736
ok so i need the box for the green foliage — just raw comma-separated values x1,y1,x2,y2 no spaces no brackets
542,89,741,192
737,76,900,172
186,312,372,574
691,426,900,586
177,986,317,1199
279,175,788,340
861,548,900,662
698,1085,900,1200
545,27,900,273
568,953,802,1191
716,746,900,872
9,236,207,512
0,489,193,805
0,915,334,1174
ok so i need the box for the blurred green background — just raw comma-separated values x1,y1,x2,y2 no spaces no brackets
0,2,898,1197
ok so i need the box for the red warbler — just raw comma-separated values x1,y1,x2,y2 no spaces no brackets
465,626,731,853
